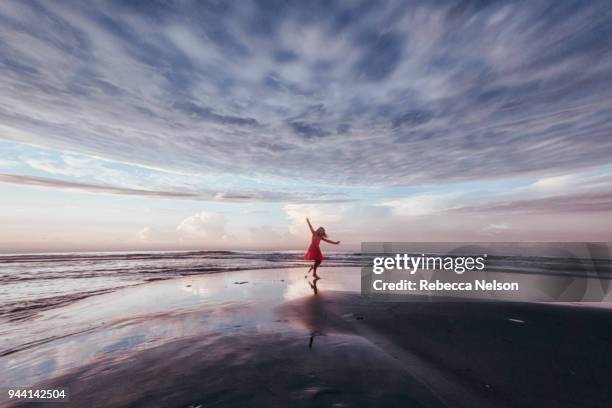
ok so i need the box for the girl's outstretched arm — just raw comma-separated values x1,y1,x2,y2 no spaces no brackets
306,218,315,234
322,237,340,245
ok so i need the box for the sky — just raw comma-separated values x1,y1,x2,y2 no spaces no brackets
1,0,612,252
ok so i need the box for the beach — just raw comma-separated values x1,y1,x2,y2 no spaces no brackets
1,264,612,408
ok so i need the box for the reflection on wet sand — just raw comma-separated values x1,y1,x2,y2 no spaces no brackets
4,267,612,407
5,268,445,408
307,276,320,349
308,276,320,295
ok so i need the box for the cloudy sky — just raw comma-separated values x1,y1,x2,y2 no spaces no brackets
1,0,611,252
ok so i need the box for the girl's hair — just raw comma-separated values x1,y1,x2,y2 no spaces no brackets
315,227,327,237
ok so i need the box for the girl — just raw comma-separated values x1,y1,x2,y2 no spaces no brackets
304,217,340,278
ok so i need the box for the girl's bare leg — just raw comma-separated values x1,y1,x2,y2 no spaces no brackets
313,260,322,278
305,263,314,278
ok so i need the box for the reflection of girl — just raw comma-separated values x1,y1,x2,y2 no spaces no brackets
304,218,340,278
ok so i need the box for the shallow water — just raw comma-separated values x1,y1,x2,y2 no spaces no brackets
1,267,361,389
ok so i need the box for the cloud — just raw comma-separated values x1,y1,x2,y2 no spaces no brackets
530,175,579,192
138,226,152,241
0,160,18,169
353,31,404,81
176,211,227,240
0,173,199,198
288,121,331,140
171,101,260,127
283,203,349,237
454,191,612,214
383,193,461,216
25,159,73,175
0,172,353,203
0,1,610,186
457,171,612,214
481,223,511,235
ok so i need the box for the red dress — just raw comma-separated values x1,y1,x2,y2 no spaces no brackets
304,234,324,261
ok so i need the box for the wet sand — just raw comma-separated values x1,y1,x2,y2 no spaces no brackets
2,267,612,407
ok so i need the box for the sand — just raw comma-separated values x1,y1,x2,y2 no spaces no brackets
2,267,612,407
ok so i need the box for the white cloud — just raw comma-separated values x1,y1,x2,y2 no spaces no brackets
25,155,128,184
481,223,511,234
382,193,461,216
529,175,579,193
176,211,227,240
0,160,18,168
509,172,612,200
283,203,348,236
25,159,73,175
138,226,151,241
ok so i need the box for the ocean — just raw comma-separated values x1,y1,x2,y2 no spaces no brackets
2,249,610,323
0,250,364,322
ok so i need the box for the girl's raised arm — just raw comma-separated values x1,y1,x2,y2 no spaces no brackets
306,218,315,234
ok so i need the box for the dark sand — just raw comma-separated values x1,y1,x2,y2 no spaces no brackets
3,267,612,407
